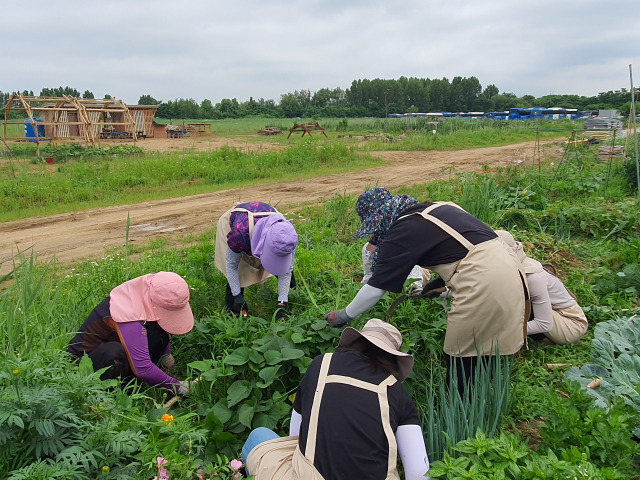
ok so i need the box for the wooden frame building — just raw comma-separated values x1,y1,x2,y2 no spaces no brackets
2,93,158,154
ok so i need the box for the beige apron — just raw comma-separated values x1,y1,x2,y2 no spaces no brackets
399,202,528,357
546,303,588,345
214,207,280,287
246,353,401,480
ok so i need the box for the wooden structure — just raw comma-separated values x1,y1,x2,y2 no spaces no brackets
184,123,211,136
258,126,282,135
2,93,158,154
287,122,328,139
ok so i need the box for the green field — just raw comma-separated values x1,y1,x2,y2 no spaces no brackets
1,120,639,479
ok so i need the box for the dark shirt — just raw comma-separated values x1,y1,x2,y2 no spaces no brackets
369,202,496,293
293,351,420,480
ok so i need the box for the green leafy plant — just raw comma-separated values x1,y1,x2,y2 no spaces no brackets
565,315,640,438
427,429,628,479
420,350,511,462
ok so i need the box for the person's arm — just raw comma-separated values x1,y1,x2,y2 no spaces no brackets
325,284,387,327
526,273,554,335
396,424,430,480
116,321,181,392
345,283,386,318
362,243,375,284
277,270,292,303
226,249,243,296
289,409,302,436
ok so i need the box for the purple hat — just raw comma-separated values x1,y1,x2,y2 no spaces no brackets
251,214,298,276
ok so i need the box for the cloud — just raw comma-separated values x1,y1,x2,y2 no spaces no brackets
2,0,638,104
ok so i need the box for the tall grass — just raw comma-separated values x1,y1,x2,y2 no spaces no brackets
0,142,381,221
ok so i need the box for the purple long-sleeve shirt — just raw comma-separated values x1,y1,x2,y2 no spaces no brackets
117,321,179,392
68,298,181,393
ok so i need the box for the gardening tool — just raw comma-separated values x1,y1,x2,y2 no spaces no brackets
385,287,447,321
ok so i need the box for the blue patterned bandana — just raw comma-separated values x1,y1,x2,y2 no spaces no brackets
354,187,418,243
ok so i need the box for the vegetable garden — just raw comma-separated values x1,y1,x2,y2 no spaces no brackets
1,118,639,479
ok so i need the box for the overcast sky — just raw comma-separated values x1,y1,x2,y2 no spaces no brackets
3,0,638,106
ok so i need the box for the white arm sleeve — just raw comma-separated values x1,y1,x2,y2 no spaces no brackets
397,424,430,480
289,409,302,436
344,283,386,319
226,249,243,296
277,270,292,303
526,273,554,335
362,243,374,285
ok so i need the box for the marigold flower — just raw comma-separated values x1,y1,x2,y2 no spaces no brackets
161,414,174,426
456,190,462,194
522,189,528,194
12,369,19,375
493,169,497,172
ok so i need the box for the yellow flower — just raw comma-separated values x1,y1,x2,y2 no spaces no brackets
522,189,528,195
161,413,174,426
102,465,110,474
12,369,19,375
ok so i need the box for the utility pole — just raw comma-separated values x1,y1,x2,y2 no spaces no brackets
384,90,389,119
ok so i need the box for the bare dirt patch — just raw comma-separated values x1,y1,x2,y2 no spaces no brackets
0,140,564,275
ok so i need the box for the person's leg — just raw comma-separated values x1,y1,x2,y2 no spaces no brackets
88,342,131,380
545,307,588,345
445,353,476,397
241,427,280,474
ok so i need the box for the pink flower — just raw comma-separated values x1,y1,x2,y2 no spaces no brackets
234,474,242,479
156,457,169,480
230,459,243,471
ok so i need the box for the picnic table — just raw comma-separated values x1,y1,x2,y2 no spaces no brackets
287,122,328,139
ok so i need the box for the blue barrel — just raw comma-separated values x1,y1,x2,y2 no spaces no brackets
24,119,45,138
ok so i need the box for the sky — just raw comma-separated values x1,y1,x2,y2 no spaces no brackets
2,0,639,106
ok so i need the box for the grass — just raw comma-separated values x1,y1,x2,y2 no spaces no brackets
1,117,592,222
0,141,381,221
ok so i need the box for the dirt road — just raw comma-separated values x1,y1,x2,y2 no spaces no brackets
0,140,562,275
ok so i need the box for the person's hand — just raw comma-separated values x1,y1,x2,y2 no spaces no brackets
159,354,175,372
325,309,353,328
422,277,446,298
275,302,289,321
178,377,200,395
422,287,447,298
230,292,248,317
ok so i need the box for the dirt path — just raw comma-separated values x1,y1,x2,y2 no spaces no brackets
0,140,562,275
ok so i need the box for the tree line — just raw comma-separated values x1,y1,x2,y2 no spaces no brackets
1,76,636,120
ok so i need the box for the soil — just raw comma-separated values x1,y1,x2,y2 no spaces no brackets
0,137,564,276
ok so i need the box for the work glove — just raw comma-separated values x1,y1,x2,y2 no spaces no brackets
325,309,353,328
159,353,175,372
178,377,199,395
230,292,249,317
275,302,289,321
422,286,448,298
422,277,448,298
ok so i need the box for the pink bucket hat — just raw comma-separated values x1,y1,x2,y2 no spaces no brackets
251,214,298,277
338,318,414,381
109,272,195,335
